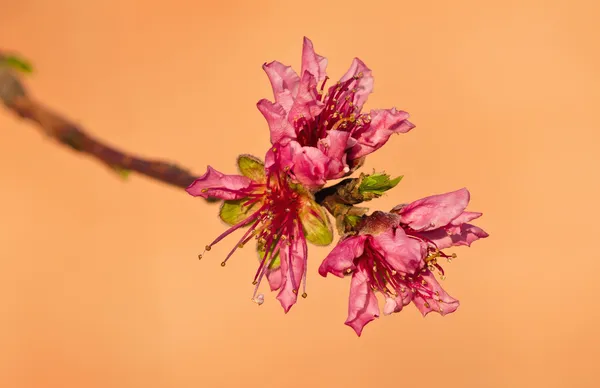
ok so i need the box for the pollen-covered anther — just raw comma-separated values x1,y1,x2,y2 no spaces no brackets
238,243,244,248
201,189,208,193
301,292,308,298
252,280,258,285
421,279,427,286
344,268,353,275
220,261,226,267
292,289,298,294
197,254,203,260
205,245,212,251
253,294,265,306
424,302,431,308
391,270,397,275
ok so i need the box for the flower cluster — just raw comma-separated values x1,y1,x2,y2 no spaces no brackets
187,37,488,335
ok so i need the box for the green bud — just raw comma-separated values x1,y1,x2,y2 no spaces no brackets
359,173,403,196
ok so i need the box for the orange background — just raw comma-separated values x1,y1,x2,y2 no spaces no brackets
1,1,599,387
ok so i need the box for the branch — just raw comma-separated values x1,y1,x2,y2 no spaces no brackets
0,63,199,189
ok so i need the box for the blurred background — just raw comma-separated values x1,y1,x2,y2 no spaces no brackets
1,0,599,387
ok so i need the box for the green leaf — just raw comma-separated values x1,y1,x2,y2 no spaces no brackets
1,54,34,74
299,199,333,246
219,199,261,226
237,154,265,182
257,240,281,270
359,173,403,196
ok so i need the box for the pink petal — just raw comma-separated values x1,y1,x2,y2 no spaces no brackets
301,37,328,83
338,58,374,111
396,188,471,232
186,166,253,200
266,268,283,291
446,223,489,247
257,99,296,144
370,228,424,274
317,130,353,179
276,226,308,313
288,71,324,123
411,272,459,317
318,235,368,278
264,141,296,172
291,145,330,188
262,61,300,112
350,108,416,159
383,297,398,315
345,269,380,336
451,211,483,226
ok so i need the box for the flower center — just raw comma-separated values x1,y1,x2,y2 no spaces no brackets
293,74,372,147
346,235,457,314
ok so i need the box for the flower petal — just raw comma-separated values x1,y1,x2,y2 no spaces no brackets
345,269,380,336
262,61,300,112
370,228,424,274
396,188,471,232
318,235,368,278
288,71,324,123
291,145,330,188
257,99,297,144
417,218,488,250
266,268,283,291
276,226,308,313
317,130,352,179
301,37,328,83
186,166,253,200
338,58,374,111
411,271,459,317
350,108,415,159
451,211,483,226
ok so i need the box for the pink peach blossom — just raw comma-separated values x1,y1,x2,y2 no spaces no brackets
187,150,332,312
258,37,415,188
319,189,488,336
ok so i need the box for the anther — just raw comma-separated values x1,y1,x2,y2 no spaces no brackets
391,270,397,276
205,245,212,251
451,253,457,258
272,147,277,152
344,268,353,275
252,280,258,285
220,261,226,267
201,189,208,193
197,254,203,260
424,302,430,308
440,275,446,280
292,289,298,294
421,279,427,286
301,292,307,298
